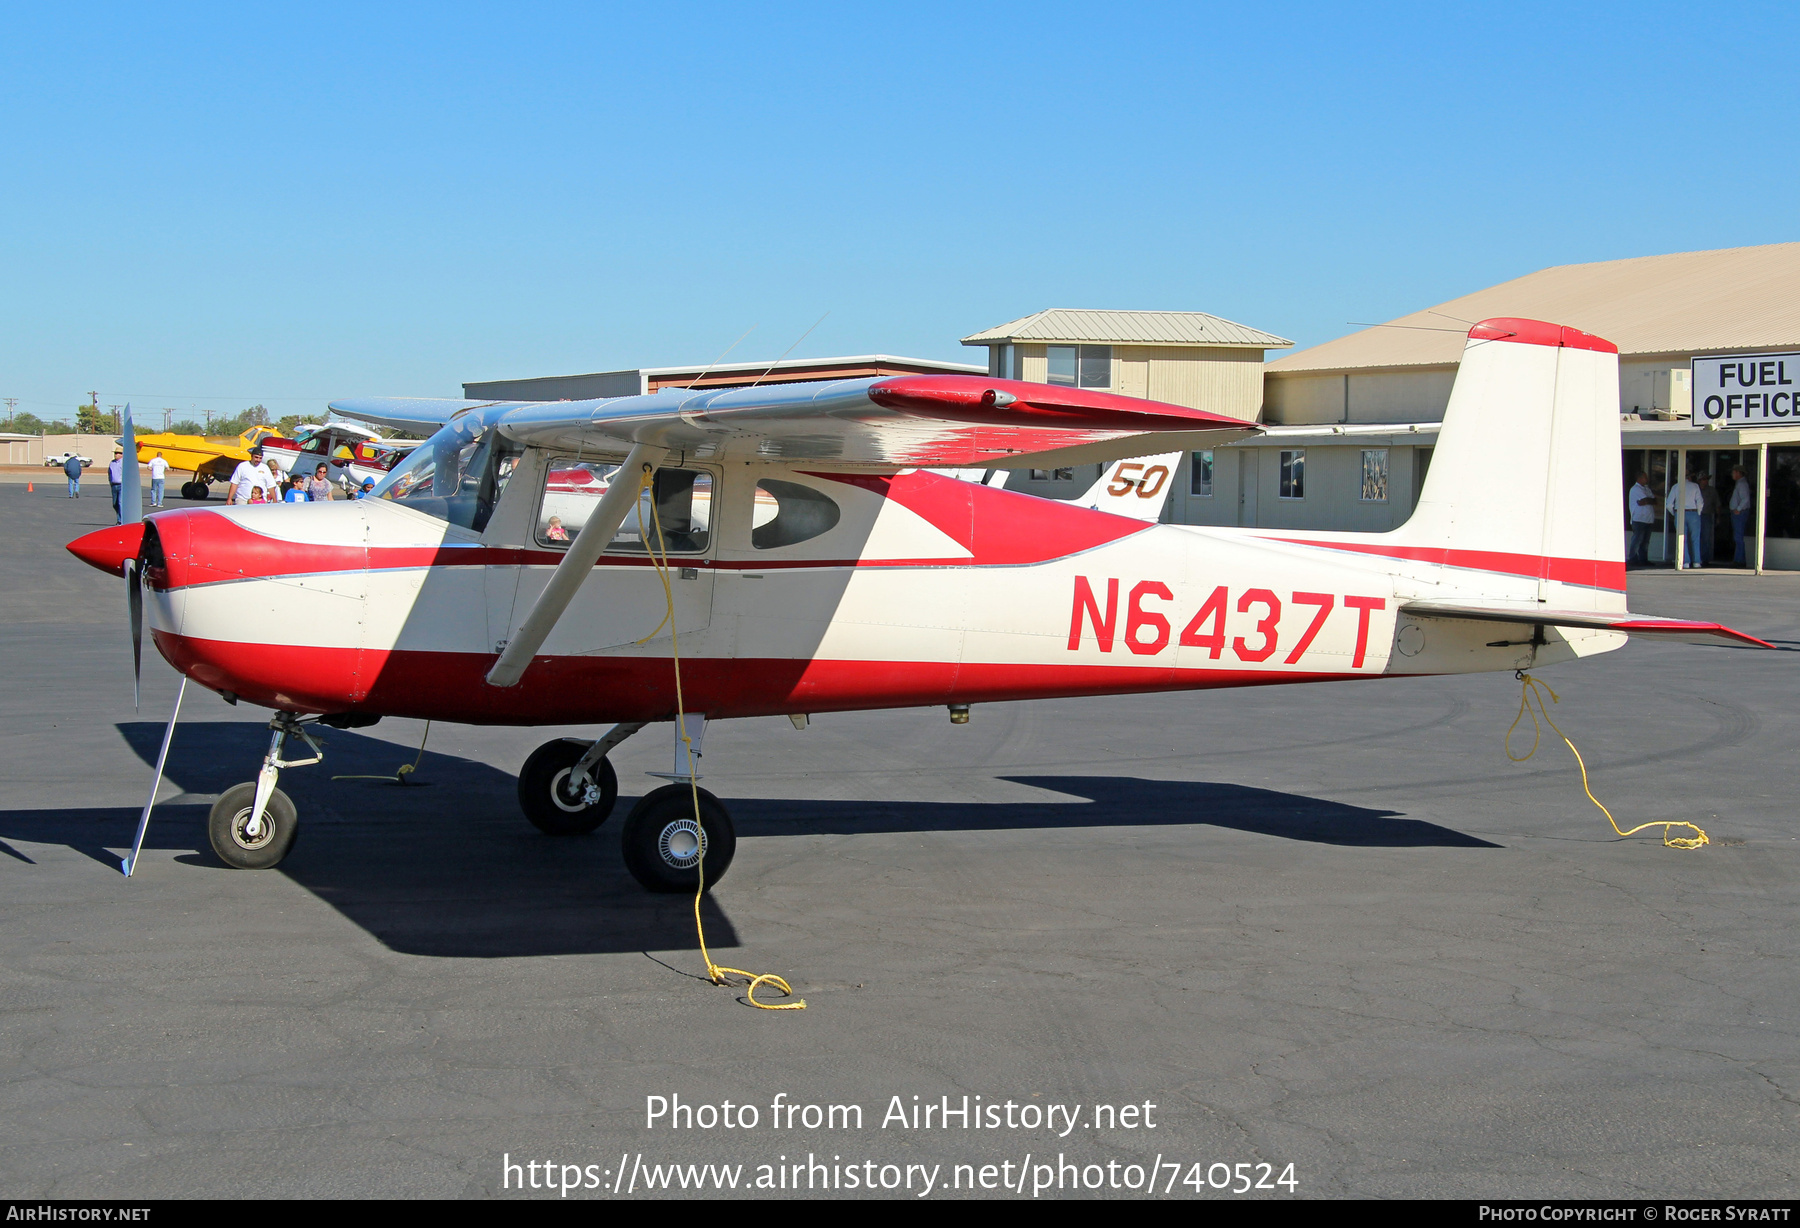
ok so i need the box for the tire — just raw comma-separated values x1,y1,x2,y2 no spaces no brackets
208,782,298,869
182,481,207,501
517,739,618,836
620,784,736,893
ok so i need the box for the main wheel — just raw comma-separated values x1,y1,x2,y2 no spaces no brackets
620,784,736,893
208,782,298,869
517,739,618,836
182,481,207,501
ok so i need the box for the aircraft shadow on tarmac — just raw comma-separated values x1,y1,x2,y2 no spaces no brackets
0,721,1494,961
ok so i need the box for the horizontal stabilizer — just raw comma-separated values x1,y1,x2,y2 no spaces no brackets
1400,600,1774,649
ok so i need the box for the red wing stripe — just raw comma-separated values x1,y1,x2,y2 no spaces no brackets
1262,536,1628,593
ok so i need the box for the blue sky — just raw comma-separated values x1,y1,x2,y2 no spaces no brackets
2,2,1795,419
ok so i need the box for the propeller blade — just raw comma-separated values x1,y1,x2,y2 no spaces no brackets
127,557,143,710
120,403,145,709
123,677,186,877
118,403,142,526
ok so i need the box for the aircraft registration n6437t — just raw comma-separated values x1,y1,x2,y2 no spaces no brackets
69,318,1771,891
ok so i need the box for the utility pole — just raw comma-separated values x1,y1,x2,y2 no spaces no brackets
2,397,16,425
107,404,123,433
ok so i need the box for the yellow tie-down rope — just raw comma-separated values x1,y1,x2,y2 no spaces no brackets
1506,672,1707,850
632,464,806,1010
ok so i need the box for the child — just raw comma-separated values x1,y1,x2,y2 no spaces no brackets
282,475,310,503
248,486,268,505
545,515,568,542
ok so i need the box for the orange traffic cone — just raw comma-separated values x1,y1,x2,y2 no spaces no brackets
26,482,33,493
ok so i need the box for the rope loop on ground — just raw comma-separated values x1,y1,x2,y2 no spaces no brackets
1508,671,1707,851
635,464,806,1010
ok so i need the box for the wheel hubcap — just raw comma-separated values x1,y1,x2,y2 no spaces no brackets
657,818,705,869
231,806,276,850
550,768,600,812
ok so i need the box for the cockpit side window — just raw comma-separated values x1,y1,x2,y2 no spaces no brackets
536,461,713,554
752,479,841,549
371,422,520,532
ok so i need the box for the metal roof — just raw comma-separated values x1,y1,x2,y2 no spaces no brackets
641,353,984,377
961,308,1292,349
1268,242,1800,375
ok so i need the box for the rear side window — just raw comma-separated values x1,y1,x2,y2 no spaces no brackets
537,462,713,553
752,479,840,549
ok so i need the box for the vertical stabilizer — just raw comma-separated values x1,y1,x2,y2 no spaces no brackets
1399,318,1624,606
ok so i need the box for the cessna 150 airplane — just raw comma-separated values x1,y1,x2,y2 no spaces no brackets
70,318,1769,892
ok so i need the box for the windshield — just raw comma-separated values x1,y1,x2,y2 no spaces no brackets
372,417,518,532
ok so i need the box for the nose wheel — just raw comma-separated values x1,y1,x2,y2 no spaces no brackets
208,783,298,869
206,714,323,870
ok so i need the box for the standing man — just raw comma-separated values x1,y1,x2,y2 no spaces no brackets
1698,473,1720,564
1626,471,1656,566
1666,468,1705,569
107,445,125,524
1729,465,1753,568
148,452,169,508
227,444,277,505
63,452,83,498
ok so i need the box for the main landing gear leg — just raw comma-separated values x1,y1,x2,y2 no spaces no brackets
621,716,737,894
208,713,322,869
516,721,644,836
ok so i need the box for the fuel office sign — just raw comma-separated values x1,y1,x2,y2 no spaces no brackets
1692,352,1800,426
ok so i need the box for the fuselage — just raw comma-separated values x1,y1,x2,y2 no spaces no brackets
132,454,1626,725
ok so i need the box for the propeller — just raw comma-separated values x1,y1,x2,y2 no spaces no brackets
119,404,143,709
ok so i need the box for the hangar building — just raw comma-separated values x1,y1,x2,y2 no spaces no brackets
464,354,983,402
1241,242,1800,568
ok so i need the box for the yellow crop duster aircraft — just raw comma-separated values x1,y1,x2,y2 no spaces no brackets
132,425,285,500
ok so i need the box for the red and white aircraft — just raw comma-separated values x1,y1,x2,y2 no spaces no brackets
70,318,1769,889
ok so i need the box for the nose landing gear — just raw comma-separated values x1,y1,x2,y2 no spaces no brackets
207,714,322,869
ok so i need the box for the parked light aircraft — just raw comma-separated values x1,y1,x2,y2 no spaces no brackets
130,425,286,501
260,421,417,494
70,318,1769,891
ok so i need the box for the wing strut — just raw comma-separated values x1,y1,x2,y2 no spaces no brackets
486,443,667,688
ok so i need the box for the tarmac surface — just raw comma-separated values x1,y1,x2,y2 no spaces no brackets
2,481,1796,1200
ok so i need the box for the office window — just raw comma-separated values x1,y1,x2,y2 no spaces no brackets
1029,467,1075,481
1190,450,1213,497
992,344,1017,380
1360,449,1389,502
1046,345,1112,389
1279,449,1305,499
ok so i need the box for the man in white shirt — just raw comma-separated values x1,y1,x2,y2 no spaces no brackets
228,445,277,505
1729,465,1754,567
147,452,169,507
1666,471,1705,568
1626,471,1655,566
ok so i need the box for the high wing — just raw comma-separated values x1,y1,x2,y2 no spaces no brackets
1400,600,1775,649
330,376,1257,469
322,397,496,436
